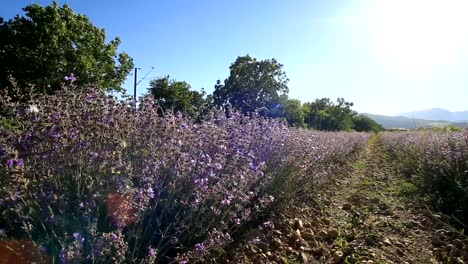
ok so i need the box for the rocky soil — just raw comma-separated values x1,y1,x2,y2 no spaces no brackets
219,136,468,263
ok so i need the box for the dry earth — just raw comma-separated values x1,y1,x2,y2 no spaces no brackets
219,136,468,264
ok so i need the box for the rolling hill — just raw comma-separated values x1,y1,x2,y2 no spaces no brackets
362,113,468,130
399,108,468,122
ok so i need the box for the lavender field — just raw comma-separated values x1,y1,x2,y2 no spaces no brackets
2,1,468,263
380,130,468,230
0,87,371,263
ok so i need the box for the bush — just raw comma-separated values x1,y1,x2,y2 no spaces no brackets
380,131,468,232
0,85,369,262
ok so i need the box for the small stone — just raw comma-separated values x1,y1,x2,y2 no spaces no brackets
271,238,283,249
342,203,352,210
266,251,274,260
450,248,463,258
432,236,443,247
273,230,283,236
333,250,344,262
420,217,431,227
294,229,302,239
446,244,455,252
295,218,304,230
312,247,324,255
327,229,339,240
299,252,308,263
383,238,392,246
318,230,328,239
246,246,257,256
453,239,464,250
302,231,315,241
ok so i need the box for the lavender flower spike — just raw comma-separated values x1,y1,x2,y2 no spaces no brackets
64,73,77,82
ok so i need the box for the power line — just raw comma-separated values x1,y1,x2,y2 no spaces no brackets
137,67,155,86
133,67,155,103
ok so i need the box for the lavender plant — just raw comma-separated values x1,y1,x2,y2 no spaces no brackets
380,131,468,231
0,84,369,263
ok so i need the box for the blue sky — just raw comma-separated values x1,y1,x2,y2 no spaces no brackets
2,0,468,115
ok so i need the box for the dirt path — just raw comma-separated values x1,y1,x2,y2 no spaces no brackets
312,135,446,264
221,135,468,263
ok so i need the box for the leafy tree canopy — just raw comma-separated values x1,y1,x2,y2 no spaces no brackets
303,98,356,131
213,55,289,114
268,95,305,127
0,1,134,100
147,75,210,120
352,114,384,133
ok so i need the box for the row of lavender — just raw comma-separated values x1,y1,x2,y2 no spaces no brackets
380,131,468,231
0,87,369,263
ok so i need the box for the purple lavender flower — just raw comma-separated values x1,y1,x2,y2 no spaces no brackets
0,145,6,157
147,187,155,199
64,73,77,82
221,197,232,205
262,221,274,229
110,233,119,241
73,232,85,243
6,159,14,168
194,243,205,251
148,246,157,257
59,249,68,264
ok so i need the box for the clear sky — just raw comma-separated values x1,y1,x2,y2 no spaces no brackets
2,0,468,115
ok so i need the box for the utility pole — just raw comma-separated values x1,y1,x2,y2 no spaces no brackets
133,67,154,105
133,67,138,104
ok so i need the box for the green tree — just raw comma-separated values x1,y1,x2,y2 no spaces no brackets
147,75,209,120
352,114,384,132
0,2,133,99
213,55,289,113
282,99,305,127
303,98,356,131
268,95,305,127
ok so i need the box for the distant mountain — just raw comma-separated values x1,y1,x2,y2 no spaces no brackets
362,113,468,130
398,108,468,122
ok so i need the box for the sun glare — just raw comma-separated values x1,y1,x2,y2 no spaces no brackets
369,0,468,76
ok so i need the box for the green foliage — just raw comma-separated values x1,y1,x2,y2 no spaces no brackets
147,75,210,120
280,98,305,127
268,96,305,127
303,98,356,131
213,55,289,113
352,114,384,133
0,1,134,100
431,125,462,132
